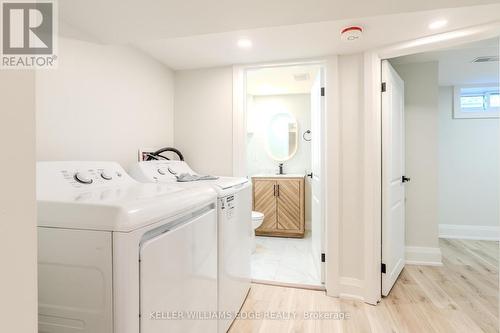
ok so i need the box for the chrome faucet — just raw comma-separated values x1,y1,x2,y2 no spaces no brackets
278,163,284,175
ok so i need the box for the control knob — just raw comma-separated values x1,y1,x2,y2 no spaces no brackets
101,170,113,180
74,172,93,184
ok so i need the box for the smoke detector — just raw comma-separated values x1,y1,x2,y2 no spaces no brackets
471,56,499,63
341,26,363,42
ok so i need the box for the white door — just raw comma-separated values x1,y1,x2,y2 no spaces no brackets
381,60,406,296
311,69,325,283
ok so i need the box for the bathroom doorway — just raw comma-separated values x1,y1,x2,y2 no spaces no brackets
239,63,325,288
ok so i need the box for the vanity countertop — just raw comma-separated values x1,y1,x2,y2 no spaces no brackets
251,174,306,178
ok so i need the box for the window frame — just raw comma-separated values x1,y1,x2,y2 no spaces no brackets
453,84,500,119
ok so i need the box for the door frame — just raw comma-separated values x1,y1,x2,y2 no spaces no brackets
233,58,341,294
364,22,500,304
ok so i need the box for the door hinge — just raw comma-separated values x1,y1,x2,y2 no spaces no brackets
321,253,326,263
321,87,325,96
381,82,387,92
381,263,386,274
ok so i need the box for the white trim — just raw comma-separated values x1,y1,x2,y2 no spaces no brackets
439,224,500,241
363,51,383,305
251,279,325,291
324,56,341,298
366,21,500,305
232,65,247,177
405,246,443,266
232,58,341,298
338,277,365,302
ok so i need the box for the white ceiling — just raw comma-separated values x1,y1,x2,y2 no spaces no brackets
59,0,499,44
58,1,500,70
246,65,320,95
134,4,500,69
391,38,499,85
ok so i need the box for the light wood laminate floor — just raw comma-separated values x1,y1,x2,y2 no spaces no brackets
230,239,499,333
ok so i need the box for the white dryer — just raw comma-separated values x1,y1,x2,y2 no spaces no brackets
129,161,252,333
37,161,218,333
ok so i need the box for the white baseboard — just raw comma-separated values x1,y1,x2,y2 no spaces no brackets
439,224,499,241
405,246,443,266
338,277,365,301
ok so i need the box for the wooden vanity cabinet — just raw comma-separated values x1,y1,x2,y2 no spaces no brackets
252,176,305,238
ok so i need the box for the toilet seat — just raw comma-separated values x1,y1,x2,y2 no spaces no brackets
251,211,264,253
252,211,264,221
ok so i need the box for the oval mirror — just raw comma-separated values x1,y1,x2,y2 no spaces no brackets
266,112,298,161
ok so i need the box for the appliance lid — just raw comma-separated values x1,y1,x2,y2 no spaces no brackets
36,161,217,232
211,177,248,190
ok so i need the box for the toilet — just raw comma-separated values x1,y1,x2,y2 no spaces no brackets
251,211,264,253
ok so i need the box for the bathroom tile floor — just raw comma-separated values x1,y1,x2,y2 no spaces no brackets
251,231,322,286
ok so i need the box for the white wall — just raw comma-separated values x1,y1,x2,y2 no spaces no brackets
337,54,365,289
393,62,441,252
438,86,499,228
246,93,312,225
174,67,234,176
0,71,37,332
36,37,175,167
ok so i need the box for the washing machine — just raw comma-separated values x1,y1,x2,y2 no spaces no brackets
37,161,218,333
129,160,252,333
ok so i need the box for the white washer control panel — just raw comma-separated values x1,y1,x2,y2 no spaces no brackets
129,161,194,183
63,168,125,187
74,171,93,184
100,170,114,180
37,162,136,195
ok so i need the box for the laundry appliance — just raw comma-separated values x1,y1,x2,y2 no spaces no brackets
37,161,218,333
129,160,252,333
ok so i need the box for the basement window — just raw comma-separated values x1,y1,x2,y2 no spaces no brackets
454,85,500,119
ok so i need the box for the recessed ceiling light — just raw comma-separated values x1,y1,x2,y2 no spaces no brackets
428,20,448,30
237,38,252,49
